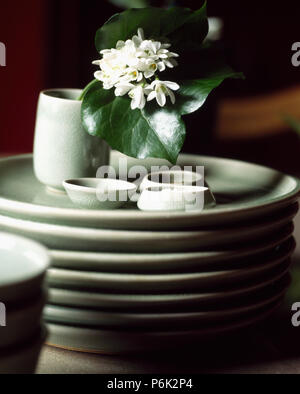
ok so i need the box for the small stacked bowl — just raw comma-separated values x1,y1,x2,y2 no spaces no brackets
0,151,298,354
0,233,49,373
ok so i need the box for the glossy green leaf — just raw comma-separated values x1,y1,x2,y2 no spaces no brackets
109,0,149,8
82,83,186,164
176,70,243,116
284,115,300,135
95,4,208,53
168,4,208,51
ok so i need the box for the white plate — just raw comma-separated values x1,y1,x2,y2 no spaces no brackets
50,224,293,273
0,204,296,253
46,301,282,354
46,239,295,293
0,232,49,303
48,268,291,311
44,280,288,329
0,153,299,230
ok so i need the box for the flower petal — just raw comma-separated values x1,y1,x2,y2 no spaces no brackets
94,71,103,80
168,89,176,104
92,60,101,66
116,40,125,49
164,60,174,68
139,94,146,109
137,28,145,41
132,35,142,47
131,99,138,110
114,83,134,96
156,89,166,107
157,62,166,72
100,49,112,54
163,81,180,90
147,91,156,101
168,51,179,58
144,70,154,79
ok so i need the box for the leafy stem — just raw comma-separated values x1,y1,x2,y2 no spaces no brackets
78,79,99,101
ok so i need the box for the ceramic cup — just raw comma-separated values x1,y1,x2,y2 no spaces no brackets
63,178,137,210
140,170,203,191
138,170,216,210
137,185,214,212
33,89,110,192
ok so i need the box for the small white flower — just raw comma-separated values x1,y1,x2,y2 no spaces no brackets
121,40,140,67
116,67,142,84
114,82,134,96
92,28,180,109
136,58,158,78
146,80,180,107
139,39,179,67
129,85,146,110
131,28,145,48
94,70,119,90
160,51,179,69
139,40,159,58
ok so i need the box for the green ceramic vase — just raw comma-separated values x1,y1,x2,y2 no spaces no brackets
33,89,110,192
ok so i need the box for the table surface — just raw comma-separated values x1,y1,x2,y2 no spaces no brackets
36,209,300,374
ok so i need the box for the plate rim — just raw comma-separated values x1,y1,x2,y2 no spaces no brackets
0,153,299,225
48,270,290,309
47,237,295,285
44,286,288,327
49,224,294,271
0,202,297,239
45,300,282,354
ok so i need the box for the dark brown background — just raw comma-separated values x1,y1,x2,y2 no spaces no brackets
1,0,300,174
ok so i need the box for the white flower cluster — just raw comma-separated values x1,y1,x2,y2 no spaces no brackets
93,28,180,110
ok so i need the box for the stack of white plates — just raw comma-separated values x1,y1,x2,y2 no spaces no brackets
0,233,49,373
0,151,299,354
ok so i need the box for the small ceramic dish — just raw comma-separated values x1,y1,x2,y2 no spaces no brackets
0,232,50,304
140,169,204,191
63,178,137,210
137,185,216,211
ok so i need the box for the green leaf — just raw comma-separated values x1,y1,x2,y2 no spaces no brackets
168,3,208,51
284,115,300,135
109,0,149,9
176,69,243,116
95,5,208,53
81,84,186,164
